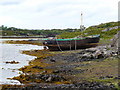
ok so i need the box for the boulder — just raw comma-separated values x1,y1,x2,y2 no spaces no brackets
111,31,120,50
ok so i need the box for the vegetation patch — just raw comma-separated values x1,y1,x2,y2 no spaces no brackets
57,21,119,40
1,21,120,89
4,40,43,46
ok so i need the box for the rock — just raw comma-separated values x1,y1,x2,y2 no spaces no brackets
82,53,92,58
111,31,120,52
114,76,120,80
34,50,38,52
46,76,52,82
50,58,56,62
85,48,97,53
103,50,112,57
40,70,47,74
106,75,113,78
102,26,119,32
27,74,66,83
3,81,117,89
53,70,60,73
45,75,66,82
32,66,43,69
94,50,104,59
43,46,47,50
5,60,19,64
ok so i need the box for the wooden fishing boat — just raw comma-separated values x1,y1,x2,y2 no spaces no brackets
43,35,100,51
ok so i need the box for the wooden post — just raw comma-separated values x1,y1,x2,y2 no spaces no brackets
118,31,120,55
70,41,71,50
75,40,77,50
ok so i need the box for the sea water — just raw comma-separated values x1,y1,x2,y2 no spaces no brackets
0,39,43,84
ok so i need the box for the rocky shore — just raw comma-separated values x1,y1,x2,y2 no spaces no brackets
2,32,120,89
2,82,118,89
2,44,120,89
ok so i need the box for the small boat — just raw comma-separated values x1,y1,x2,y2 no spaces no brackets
43,35,100,51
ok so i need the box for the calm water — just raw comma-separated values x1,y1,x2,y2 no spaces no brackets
0,39,44,84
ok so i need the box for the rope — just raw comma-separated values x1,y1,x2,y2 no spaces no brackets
56,39,75,51
56,39,63,52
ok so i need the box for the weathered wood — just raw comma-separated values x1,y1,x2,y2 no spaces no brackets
118,31,120,54
43,35,100,51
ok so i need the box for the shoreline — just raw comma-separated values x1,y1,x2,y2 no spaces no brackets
0,40,44,85
3,39,43,46
1,40,120,89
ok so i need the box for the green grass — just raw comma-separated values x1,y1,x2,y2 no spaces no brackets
57,21,119,40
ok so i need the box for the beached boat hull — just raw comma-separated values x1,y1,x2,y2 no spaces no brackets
43,35,100,51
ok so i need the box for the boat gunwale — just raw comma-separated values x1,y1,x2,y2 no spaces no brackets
43,35,100,41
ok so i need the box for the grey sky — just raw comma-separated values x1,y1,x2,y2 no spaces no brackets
0,0,118,29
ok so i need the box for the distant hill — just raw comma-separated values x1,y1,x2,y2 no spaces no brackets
0,25,79,37
58,21,119,40
0,21,119,39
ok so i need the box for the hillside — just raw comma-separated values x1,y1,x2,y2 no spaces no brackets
58,21,119,40
0,25,79,37
1,21,119,38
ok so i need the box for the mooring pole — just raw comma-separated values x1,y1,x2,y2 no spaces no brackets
118,31,120,55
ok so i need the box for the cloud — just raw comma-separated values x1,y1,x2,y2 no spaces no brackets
0,0,23,5
0,0,119,29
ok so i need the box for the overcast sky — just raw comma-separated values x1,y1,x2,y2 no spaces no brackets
0,0,119,29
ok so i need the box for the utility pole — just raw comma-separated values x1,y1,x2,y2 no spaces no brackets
80,12,85,31
81,13,83,26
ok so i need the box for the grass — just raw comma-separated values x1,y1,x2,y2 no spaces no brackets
3,21,120,89
74,57,119,85
11,48,119,87
57,21,119,40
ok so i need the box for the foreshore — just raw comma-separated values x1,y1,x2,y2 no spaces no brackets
1,39,120,89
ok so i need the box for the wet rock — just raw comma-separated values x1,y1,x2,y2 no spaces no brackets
40,70,47,74
32,66,43,69
50,58,56,62
24,74,66,83
106,75,113,78
5,60,19,64
3,82,117,89
34,50,38,52
114,76,120,80
53,70,60,73
45,75,66,82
